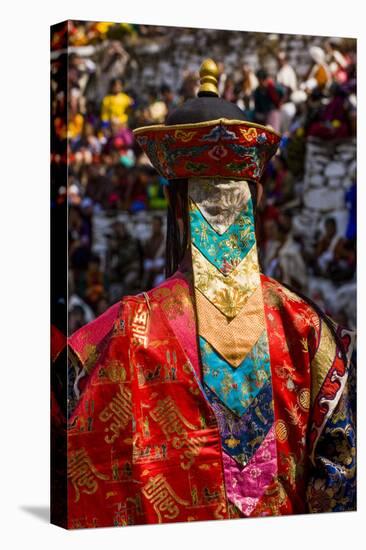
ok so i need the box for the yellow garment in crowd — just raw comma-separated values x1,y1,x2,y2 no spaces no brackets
67,113,84,139
101,92,133,125
314,64,330,89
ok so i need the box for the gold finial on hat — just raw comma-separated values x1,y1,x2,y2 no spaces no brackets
198,58,219,97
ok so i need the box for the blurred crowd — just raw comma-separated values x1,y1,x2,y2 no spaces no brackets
50,21,356,333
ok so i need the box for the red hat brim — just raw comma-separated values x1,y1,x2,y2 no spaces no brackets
133,118,281,182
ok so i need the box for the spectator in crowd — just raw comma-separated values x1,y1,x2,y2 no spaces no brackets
160,84,179,117
303,46,331,91
312,217,356,283
71,121,102,162
222,75,237,103
101,77,134,127
328,236,356,282
314,217,340,276
266,155,295,207
260,216,281,274
179,70,198,100
276,51,298,93
216,61,228,97
84,254,107,311
68,304,87,333
269,212,308,292
67,111,84,141
254,68,284,132
142,215,166,288
68,293,95,331
105,220,143,301
237,63,258,105
68,205,92,295
324,39,349,84
307,82,352,139
142,88,168,124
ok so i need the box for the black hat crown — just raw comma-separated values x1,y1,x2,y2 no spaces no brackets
166,58,249,125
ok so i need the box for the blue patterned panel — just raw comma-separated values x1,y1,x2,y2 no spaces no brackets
200,331,270,417
203,380,275,467
189,199,256,275
306,375,356,512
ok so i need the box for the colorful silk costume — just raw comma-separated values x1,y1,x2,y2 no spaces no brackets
188,177,276,515
60,270,355,527
54,59,356,529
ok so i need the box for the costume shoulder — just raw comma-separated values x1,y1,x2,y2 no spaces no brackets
260,273,356,464
67,271,192,386
68,300,123,367
260,273,321,343
260,273,355,362
261,272,316,310
127,270,193,320
66,273,195,416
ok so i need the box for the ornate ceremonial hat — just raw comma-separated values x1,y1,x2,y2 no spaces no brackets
133,59,281,182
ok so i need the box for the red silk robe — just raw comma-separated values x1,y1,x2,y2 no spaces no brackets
53,270,356,528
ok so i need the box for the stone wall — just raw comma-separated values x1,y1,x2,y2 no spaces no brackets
292,137,356,329
293,137,356,253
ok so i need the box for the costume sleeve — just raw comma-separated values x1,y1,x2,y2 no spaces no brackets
66,299,137,528
306,317,356,513
67,300,121,409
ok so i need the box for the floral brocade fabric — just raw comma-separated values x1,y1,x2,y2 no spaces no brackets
188,179,279,516
57,271,356,528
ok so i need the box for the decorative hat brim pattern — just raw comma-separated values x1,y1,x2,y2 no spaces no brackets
133,118,281,182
